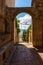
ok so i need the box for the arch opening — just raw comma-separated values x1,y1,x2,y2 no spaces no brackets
14,12,33,46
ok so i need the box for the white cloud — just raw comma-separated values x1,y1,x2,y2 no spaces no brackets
19,14,31,21
18,14,32,30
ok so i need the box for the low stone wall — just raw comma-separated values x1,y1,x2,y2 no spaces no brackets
0,41,13,65
0,34,12,48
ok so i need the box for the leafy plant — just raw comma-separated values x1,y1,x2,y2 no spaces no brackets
22,24,32,42
15,18,20,35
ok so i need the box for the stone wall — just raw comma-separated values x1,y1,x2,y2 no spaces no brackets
0,0,6,17
0,1,14,65
6,0,15,7
0,18,5,33
32,0,43,47
14,19,19,43
0,0,6,33
32,18,42,47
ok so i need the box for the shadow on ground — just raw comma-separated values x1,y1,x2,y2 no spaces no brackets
4,43,43,65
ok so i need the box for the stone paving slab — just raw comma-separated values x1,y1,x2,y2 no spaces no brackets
4,42,43,65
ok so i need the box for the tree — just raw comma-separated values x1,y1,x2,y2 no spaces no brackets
26,24,32,41
22,30,26,41
15,18,20,35
22,24,32,42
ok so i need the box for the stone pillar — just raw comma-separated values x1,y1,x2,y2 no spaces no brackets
32,17,42,47
29,30,32,43
32,0,43,47
14,19,19,44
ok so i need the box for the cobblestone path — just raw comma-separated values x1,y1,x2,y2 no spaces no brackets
4,42,43,65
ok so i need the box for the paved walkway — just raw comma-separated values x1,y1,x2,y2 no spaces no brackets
4,42,43,65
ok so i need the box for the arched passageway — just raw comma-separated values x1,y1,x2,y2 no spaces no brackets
6,6,43,47
15,12,33,45
0,0,43,65
12,8,33,45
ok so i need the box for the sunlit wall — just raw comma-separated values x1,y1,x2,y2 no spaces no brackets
5,0,15,7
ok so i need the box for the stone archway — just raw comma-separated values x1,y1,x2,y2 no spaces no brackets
6,0,43,47
6,7,34,44
15,12,32,43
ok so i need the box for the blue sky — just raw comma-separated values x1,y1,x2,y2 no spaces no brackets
15,0,32,30
18,14,32,31
16,13,27,18
15,0,32,18
15,0,32,7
